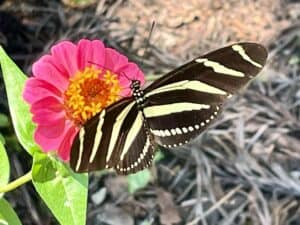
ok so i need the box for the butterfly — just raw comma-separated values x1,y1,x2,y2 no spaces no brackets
70,42,268,175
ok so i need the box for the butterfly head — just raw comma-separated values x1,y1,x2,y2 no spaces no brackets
130,80,141,90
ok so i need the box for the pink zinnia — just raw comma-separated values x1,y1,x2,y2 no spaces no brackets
23,39,145,161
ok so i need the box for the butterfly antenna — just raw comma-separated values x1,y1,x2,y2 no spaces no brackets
88,60,133,82
137,21,156,79
120,71,133,82
87,61,103,68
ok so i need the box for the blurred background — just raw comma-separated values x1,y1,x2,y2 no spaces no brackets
0,0,299,224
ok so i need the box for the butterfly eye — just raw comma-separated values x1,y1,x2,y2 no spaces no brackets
130,80,141,89
135,80,141,87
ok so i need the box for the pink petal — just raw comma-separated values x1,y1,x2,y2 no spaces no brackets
34,120,78,159
23,78,61,104
25,39,146,161
104,48,129,73
57,123,78,161
35,120,65,138
32,110,65,126
32,56,70,91
118,62,145,85
50,41,78,77
117,62,145,96
34,124,66,151
37,55,68,79
120,87,132,97
30,96,63,115
77,39,105,71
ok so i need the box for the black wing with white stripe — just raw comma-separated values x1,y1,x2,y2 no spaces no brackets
145,43,267,93
115,124,156,175
70,97,133,172
70,97,156,174
70,42,267,175
143,43,267,147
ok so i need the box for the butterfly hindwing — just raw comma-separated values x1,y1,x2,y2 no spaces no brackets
114,121,157,175
143,43,267,147
145,102,222,148
109,103,156,174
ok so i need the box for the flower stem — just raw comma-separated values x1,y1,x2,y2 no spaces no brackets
0,171,32,193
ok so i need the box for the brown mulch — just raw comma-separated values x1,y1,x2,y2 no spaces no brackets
0,0,300,225
113,0,292,60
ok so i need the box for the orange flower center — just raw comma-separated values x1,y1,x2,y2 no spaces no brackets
63,66,121,126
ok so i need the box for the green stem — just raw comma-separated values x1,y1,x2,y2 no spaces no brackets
0,171,32,193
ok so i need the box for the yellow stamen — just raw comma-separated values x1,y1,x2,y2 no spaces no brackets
63,66,121,126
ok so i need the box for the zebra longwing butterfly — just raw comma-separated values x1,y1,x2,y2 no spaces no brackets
70,42,268,175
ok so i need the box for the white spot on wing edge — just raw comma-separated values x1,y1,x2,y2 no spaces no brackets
171,129,176,135
195,58,244,77
176,128,182,134
75,127,85,171
182,127,188,133
118,137,151,171
159,130,166,137
164,129,171,136
232,44,262,68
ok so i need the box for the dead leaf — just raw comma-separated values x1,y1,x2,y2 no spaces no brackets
91,187,107,205
97,204,134,225
105,176,128,199
156,188,181,225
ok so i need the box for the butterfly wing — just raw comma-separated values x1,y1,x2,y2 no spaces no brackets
70,97,156,174
143,42,267,147
114,123,157,175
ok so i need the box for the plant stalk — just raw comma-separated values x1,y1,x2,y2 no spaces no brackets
0,171,32,193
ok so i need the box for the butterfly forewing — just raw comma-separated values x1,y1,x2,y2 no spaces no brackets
70,97,135,172
144,43,267,147
145,43,267,93
70,97,156,174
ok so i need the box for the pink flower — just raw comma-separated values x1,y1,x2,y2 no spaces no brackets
23,39,145,161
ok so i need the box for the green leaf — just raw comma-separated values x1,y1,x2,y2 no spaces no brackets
0,133,5,145
0,46,39,155
127,169,152,194
32,152,88,225
0,114,9,128
0,141,9,198
0,198,22,225
154,150,164,162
